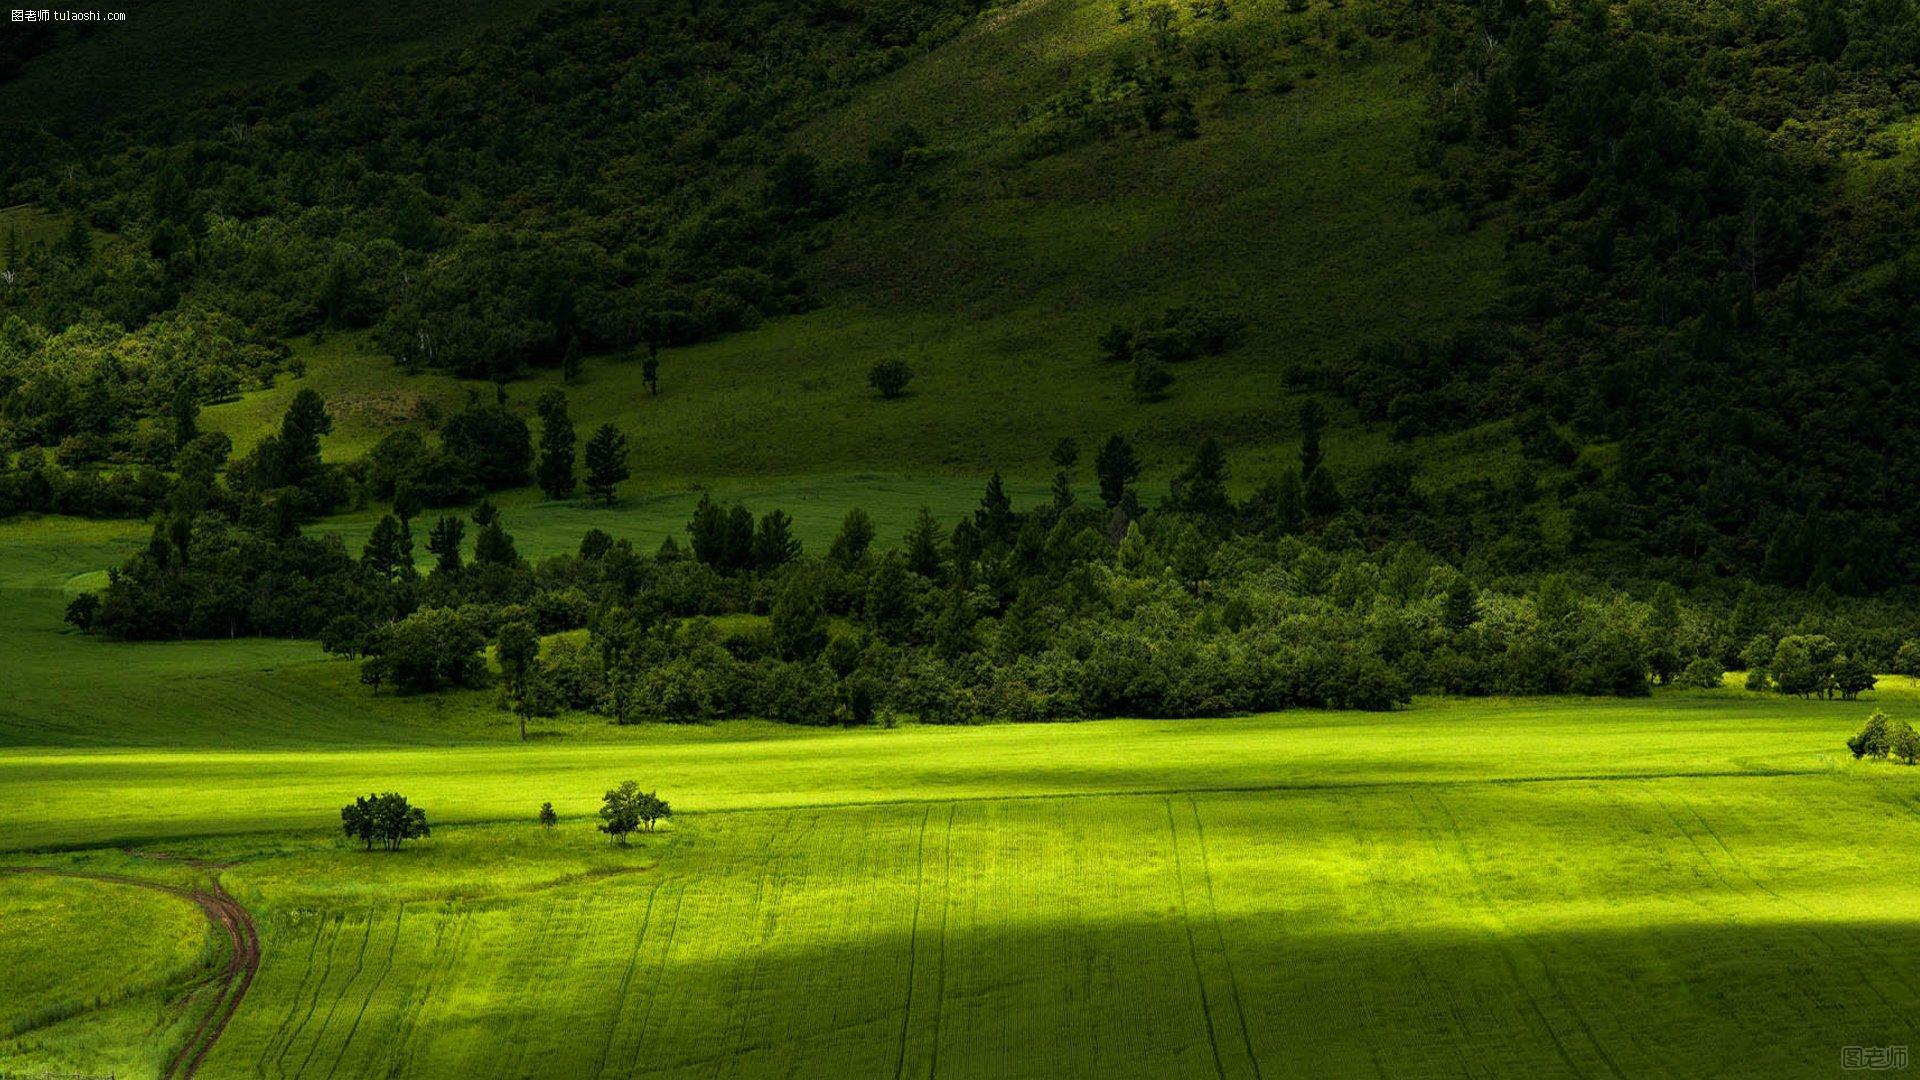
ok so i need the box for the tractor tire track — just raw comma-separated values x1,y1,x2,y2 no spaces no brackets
2,866,260,1080
381,907,468,1080
256,914,326,1077
273,914,344,1079
1186,795,1264,1080
926,804,954,1080
323,906,405,1080
1424,793,1624,1080
893,807,933,1080
626,882,690,1077
291,909,374,1080
595,883,664,1080
717,812,799,1076
1164,798,1228,1080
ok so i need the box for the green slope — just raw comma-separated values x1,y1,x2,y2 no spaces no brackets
197,0,1504,497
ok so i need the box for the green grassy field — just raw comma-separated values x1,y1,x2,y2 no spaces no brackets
5,517,1920,1078
7,703,1920,1077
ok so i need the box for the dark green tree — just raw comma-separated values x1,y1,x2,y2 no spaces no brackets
583,424,630,504
426,516,465,576
754,510,802,569
904,507,947,579
1095,435,1142,510
1298,399,1325,478
599,780,644,844
828,508,876,569
1169,438,1230,519
496,620,541,740
535,391,577,500
868,358,913,399
341,792,430,851
976,472,1016,544
772,572,829,661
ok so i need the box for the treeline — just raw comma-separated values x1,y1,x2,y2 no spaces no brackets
68,391,1920,728
1310,0,1920,590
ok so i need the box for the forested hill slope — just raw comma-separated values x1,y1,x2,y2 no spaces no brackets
0,0,557,128
4,0,1920,592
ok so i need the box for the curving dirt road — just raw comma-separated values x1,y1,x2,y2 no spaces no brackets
3,865,260,1079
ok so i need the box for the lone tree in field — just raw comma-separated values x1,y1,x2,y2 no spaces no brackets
539,801,558,828
1849,711,1893,760
583,423,630,503
599,780,643,844
599,781,673,843
642,354,660,395
341,792,431,851
868,358,912,399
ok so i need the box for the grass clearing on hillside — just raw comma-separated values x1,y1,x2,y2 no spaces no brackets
196,0,1508,497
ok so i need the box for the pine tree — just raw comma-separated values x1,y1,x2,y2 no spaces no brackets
171,380,199,451
1050,471,1076,515
1299,399,1326,478
1273,471,1305,535
976,472,1015,544
362,515,405,581
904,507,947,579
561,336,583,383
687,494,728,567
753,509,802,569
724,505,755,571
828,508,875,569
1170,438,1230,518
864,555,916,642
583,423,630,504
1303,464,1342,517
426,516,465,576
772,572,828,661
62,217,92,264
1095,435,1142,509
535,391,576,500
474,520,520,566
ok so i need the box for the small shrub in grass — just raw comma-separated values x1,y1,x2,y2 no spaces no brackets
539,801,558,828
868,358,912,399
